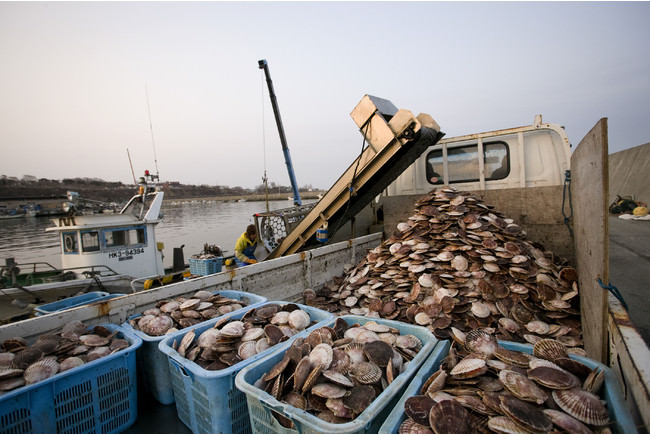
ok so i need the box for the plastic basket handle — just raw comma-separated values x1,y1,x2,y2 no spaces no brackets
168,357,194,381
259,400,305,433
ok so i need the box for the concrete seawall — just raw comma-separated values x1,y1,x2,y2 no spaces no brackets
609,142,650,204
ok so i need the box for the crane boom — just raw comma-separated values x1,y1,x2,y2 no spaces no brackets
258,59,302,206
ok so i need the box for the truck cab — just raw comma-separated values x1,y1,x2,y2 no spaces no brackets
383,114,571,196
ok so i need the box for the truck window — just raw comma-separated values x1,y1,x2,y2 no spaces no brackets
81,231,100,252
426,141,509,184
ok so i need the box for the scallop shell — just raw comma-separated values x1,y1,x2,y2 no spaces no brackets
159,301,180,313
552,388,610,426
241,327,265,342
12,348,43,370
220,321,245,338
342,385,375,414
493,346,531,368
526,320,550,335
543,409,594,434
450,357,487,379
527,366,580,390
87,346,111,362
451,255,468,271
288,310,310,330
177,330,195,358
487,416,532,434
59,356,85,372
311,383,347,399
24,358,59,384
363,340,393,367
404,395,435,426
499,369,547,405
414,312,432,326
237,341,258,360
0,352,15,368
322,369,354,387
471,302,491,318
0,375,26,391
139,315,174,337
499,394,553,432
398,418,434,434
180,298,201,310
270,311,290,325
0,368,24,381
533,339,568,361
464,329,498,357
428,399,470,433
309,344,333,370
350,361,382,384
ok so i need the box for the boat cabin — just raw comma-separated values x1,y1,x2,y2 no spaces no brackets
46,191,165,279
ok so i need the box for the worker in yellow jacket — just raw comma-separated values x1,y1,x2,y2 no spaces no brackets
235,224,259,266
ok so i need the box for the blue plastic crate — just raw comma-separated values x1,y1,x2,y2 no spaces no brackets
189,257,223,275
158,302,335,434
235,315,438,434
122,289,267,405
378,339,638,434
34,291,111,315
0,323,142,434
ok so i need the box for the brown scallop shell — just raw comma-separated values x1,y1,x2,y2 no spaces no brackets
533,339,568,361
449,357,487,379
311,383,347,399
499,395,552,432
322,369,354,388
404,395,435,426
527,366,580,390
552,388,610,426
343,385,375,415
364,340,393,367
398,418,434,434
498,369,547,405
543,409,594,434
493,347,531,368
428,399,470,434
350,361,382,384
12,348,43,370
464,329,498,357
24,358,59,384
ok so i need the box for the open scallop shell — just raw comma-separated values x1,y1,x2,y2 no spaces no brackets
551,388,610,426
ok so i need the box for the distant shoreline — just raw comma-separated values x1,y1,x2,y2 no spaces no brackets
162,191,324,203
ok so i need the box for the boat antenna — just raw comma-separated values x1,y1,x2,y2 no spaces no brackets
126,148,137,184
145,84,160,179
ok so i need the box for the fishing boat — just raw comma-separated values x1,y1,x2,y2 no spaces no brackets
0,172,187,323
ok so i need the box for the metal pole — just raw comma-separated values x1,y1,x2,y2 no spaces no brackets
258,59,302,206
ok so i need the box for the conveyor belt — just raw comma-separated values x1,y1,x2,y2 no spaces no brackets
265,95,444,259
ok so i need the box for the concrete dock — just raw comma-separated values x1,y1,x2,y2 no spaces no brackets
609,215,650,345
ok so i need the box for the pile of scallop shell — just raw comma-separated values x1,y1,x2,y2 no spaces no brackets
0,321,131,393
305,187,584,354
171,303,316,371
252,318,423,426
129,290,249,336
399,328,610,434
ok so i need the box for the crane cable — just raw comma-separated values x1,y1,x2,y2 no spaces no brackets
261,72,269,212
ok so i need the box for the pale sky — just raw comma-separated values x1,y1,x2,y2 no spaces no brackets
1,1,649,189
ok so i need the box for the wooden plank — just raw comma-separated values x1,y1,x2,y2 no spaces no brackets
571,118,609,362
607,294,650,432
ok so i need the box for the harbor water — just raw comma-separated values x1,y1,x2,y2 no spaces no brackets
0,199,305,268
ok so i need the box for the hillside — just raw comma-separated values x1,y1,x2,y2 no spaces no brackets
0,176,321,203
